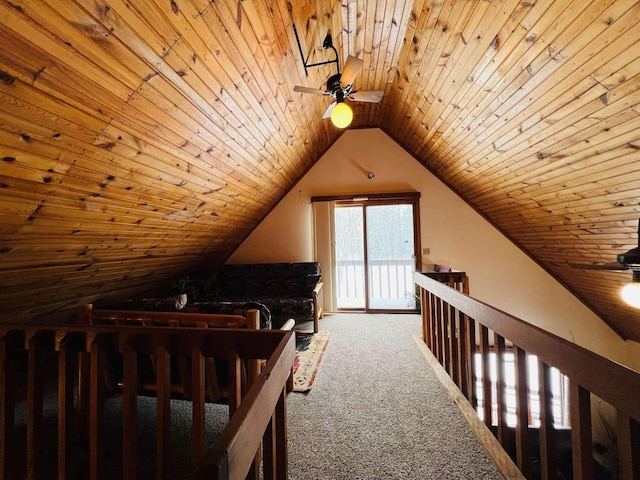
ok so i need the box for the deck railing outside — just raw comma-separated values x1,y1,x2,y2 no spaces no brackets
414,271,640,479
336,259,415,309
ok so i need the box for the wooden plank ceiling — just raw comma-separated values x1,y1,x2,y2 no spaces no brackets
1,0,640,341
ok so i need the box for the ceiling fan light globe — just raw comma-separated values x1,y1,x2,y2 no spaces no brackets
331,102,353,128
621,282,640,308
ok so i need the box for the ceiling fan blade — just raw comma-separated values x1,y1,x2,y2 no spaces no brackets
322,101,336,119
348,90,384,103
340,55,364,87
568,261,629,271
294,86,328,96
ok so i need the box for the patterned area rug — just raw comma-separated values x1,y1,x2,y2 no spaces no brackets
292,330,332,392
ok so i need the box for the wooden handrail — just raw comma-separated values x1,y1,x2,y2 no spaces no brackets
414,271,640,479
415,273,640,420
0,320,294,480
187,327,295,480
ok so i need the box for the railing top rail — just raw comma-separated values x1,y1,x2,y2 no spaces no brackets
0,323,289,359
186,330,295,480
414,272,640,422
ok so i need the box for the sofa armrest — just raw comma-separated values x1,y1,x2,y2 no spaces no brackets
312,281,324,333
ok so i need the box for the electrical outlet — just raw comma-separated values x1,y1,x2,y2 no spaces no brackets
423,248,430,255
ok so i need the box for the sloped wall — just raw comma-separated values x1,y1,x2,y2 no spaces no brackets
229,128,640,372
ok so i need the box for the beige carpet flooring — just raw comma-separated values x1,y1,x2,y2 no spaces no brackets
286,312,504,480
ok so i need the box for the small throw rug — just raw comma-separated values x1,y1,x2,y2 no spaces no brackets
292,330,332,392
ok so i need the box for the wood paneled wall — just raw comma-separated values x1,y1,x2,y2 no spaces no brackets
1,1,640,341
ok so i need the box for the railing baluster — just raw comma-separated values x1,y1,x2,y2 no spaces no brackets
570,381,593,479
496,334,510,452
480,325,492,429
449,306,459,383
457,311,468,398
0,331,18,480
77,350,90,436
122,337,138,480
421,289,430,349
191,347,206,465
435,297,444,364
156,340,171,480
442,301,451,373
228,351,243,416
429,293,437,353
263,413,276,480
514,347,531,478
57,338,76,480
467,316,477,409
617,411,640,480
88,335,105,480
538,361,557,480
275,388,288,480
26,331,44,480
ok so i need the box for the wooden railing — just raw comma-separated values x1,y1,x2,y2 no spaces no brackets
0,319,294,480
414,272,640,480
336,258,415,307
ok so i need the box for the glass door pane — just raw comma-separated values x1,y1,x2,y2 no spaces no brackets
335,205,366,309
365,204,415,310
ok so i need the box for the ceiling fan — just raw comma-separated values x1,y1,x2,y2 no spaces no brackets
292,26,384,128
569,217,640,307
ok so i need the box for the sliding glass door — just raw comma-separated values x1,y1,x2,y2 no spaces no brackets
335,197,420,311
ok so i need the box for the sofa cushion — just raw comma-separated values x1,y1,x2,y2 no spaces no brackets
217,262,321,297
265,296,315,319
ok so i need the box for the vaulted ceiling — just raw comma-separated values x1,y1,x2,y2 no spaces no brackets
1,1,640,342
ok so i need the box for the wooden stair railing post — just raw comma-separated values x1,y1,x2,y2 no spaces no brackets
191,345,206,466
430,293,438,352
246,309,261,480
466,316,477,409
495,334,510,452
121,335,139,480
262,390,288,480
480,325,492,429
449,305,459,384
456,310,469,397
168,319,192,400
446,275,459,385
435,297,444,365
0,330,19,480
77,305,92,436
514,346,531,478
421,288,431,349
441,300,450,374
570,381,593,479
617,412,640,480
56,332,77,480
155,337,171,480
26,330,45,480
228,350,243,416
87,333,106,480
275,388,288,480
263,413,277,480
538,361,557,480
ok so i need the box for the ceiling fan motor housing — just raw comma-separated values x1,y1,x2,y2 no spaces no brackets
617,247,640,267
327,73,352,101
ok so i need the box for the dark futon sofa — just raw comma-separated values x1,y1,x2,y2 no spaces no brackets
206,262,324,332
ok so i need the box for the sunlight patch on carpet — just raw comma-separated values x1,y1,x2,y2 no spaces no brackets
292,330,331,392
